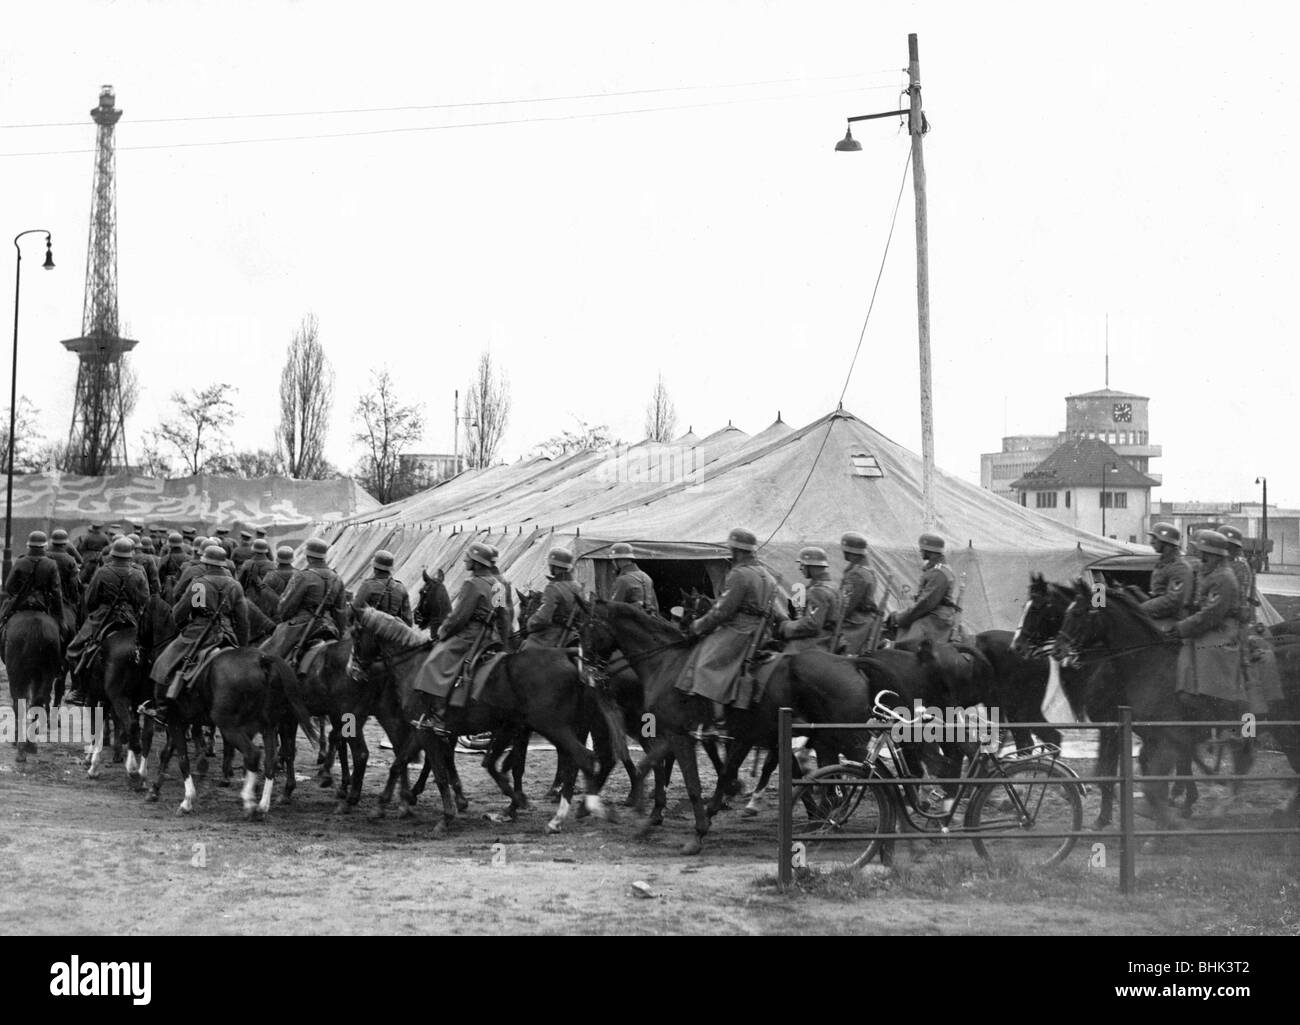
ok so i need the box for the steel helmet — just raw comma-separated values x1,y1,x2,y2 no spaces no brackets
167,531,183,546
252,538,271,555
797,546,830,568
919,533,945,554
548,548,575,571
1195,530,1232,557
140,537,156,554
201,544,229,567
110,537,135,560
304,538,329,560
276,545,295,565
610,542,636,561
27,530,48,549
466,542,496,568
1148,522,1181,547
182,527,196,538
373,549,396,571
193,536,209,550
50,528,70,547
840,531,869,556
726,527,758,552
127,533,141,546
1218,525,1244,548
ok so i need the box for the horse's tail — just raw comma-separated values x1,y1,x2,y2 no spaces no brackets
263,653,319,746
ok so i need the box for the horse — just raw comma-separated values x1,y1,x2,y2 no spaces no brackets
582,601,915,854
145,648,317,818
1052,579,1240,842
351,607,625,835
3,610,63,765
414,568,452,636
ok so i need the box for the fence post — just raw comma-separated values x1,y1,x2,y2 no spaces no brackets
1118,705,1136,895
777,706,793,891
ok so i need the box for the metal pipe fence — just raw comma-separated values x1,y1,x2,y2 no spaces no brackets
775,706,1300,894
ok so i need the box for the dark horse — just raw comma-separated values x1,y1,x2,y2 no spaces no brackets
351,607,626,836
582,601,915,855
145,648,317,819
1053,579,1238,843
414,569,452,636
3,610,63,764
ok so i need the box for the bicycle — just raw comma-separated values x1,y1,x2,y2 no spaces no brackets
800,690,1084,869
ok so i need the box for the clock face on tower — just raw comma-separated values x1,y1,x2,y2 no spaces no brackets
1112,402,1133,423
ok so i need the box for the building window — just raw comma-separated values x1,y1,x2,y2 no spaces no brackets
849,453,884,478
1065,490,1071,508
1035,491,1057,509
1129,535,1137,543
1019,492,1027,507
1100,491,1128,509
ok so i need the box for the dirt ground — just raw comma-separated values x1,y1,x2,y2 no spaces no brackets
2,672,1297,935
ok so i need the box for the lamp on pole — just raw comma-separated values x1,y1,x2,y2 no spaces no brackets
6,230,55,581
1255,476,1268,572
1101,461,1118,538
836,33,933,527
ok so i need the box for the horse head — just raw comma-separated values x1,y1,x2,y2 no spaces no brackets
1013,573,1074,656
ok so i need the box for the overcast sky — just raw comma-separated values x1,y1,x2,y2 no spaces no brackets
1,2,1296,506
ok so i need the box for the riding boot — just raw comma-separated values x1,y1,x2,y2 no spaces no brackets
411,693,450,736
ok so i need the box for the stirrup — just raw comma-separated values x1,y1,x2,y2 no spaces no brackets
138,701,167,726
410,714,450,736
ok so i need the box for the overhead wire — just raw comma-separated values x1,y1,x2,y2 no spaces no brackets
0,70,906,131
0,85,893,158
760,143,913,551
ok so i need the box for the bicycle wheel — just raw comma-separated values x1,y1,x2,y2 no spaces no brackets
966,760,1083,867
800,764,896,869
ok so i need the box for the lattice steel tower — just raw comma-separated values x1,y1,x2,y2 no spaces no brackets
62,85,138,475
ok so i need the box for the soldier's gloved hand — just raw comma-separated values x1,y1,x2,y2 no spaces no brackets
1162,625,1180,640
436,627,450,642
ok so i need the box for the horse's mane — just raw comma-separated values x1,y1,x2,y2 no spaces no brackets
1101,585,1164,640
606,600,685,644
357,606,427,648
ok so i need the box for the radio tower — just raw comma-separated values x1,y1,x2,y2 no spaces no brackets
62,85,138,476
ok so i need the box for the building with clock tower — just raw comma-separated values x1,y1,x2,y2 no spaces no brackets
981,387,1162,540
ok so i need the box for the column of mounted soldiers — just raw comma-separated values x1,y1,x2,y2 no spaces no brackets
2,513,971,743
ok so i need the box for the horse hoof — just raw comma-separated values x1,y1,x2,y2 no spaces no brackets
397,804,414,820
1180,803,1196,820
318,776,334,789
214,778,230,789
176,805,192,817
575,801,590,820
367,807,386,821
621,795,638,808
545,820,562,835
1090,817,1110,831
545,788,561,803
333,801,350,815
196,758,209,776
456,797,471,812
680,837,703,856
86,769,100,780
635,816,656,839
145,790,159,803
741,806,759,818
430,819,447,839
482,811,514,824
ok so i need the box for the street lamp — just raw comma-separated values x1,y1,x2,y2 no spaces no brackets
1255,476,1268,572
837,33,932,527
6,231,55,581
1100,461,1118,538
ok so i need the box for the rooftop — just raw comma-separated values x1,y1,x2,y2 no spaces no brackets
1010,436,1159,490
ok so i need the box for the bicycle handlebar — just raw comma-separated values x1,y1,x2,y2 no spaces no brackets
871,689,933,727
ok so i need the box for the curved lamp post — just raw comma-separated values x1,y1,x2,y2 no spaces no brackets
5,230,55,580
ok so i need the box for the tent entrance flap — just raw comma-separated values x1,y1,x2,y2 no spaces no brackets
592,558,727,614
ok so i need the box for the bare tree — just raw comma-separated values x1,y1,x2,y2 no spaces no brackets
463,351,510,469
0,397,47,473
137,435,174,479
353,369,426,503
644,372,678,443
152,384,237,476
532,419,620,458
211,448,286,478
276,314,335,479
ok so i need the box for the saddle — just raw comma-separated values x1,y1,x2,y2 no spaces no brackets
730,652,786,711
297,641,332,680
448,649,507,709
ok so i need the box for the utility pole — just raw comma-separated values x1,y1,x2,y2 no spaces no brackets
908,33,936,531
453,389,460,475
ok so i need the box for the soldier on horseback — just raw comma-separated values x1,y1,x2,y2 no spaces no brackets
129,534,162,598
76,522,109,567
835,530,880,655
237,538,275,595
777,546,840,652
63,537,150,705
1218,525,1267,714
1139,522,1193,628
610,542,659,615
232,530,255,571
47,529,83,640
889,533,958,646
411,542,511,736
676,527,783,739
352,549,413,625
144,544,251,726
180,527,197,556
1165,529,1247,713
158,532,188,599
260,546,297,611
0,531,66,656
260,538,347,670
522,548,589,649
